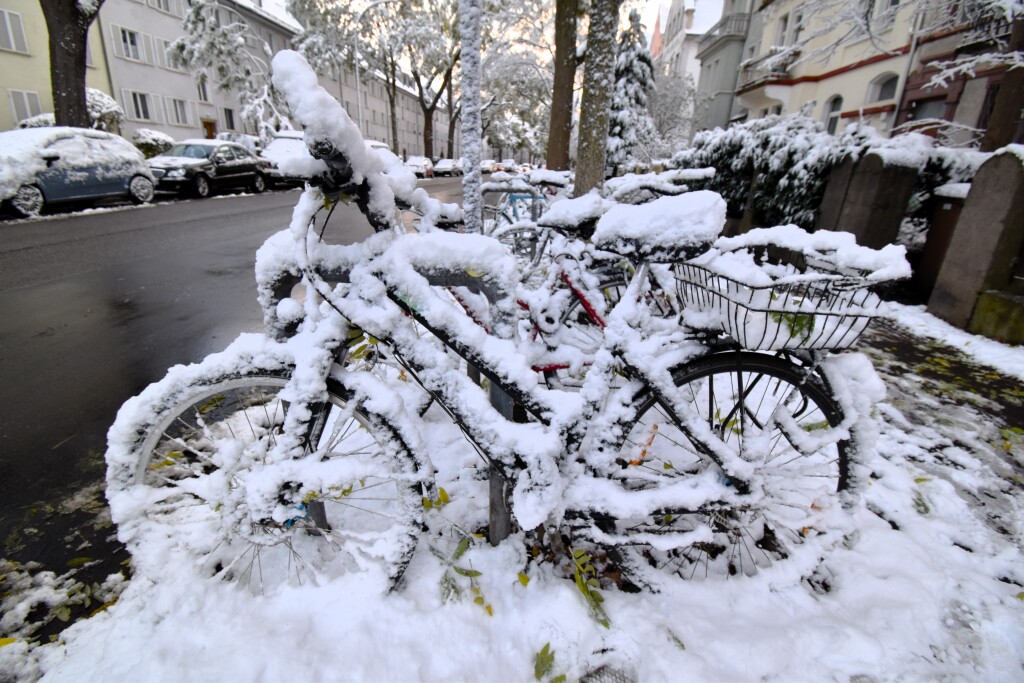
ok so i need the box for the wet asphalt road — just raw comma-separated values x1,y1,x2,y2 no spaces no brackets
0,178,463,514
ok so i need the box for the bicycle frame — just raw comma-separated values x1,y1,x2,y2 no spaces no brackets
257,203,767,537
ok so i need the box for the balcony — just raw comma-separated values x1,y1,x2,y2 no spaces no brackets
737,48,800,91
696,13,751,56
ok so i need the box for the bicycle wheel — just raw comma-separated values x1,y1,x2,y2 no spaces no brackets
592,352,848,584
107,369,424,593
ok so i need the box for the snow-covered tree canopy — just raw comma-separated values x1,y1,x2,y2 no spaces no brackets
606,8,661,171
170,0,290,140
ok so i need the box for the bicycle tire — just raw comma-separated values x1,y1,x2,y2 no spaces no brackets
588,351,849,584
107,367,424,593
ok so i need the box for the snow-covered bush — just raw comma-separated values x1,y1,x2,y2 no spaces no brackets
16,89,125,133
17,113,56,128
86,88,125,132
669,114,841,228
669,115,988,232
132,128,175,158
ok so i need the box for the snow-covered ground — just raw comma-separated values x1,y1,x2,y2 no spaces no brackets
2,304,1022,683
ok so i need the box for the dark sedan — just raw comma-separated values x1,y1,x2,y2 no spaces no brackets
148,140,271,198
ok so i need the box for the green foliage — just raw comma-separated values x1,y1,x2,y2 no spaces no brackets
571,548,610,628
434,533,493,616
533,643,566,682
770,311,816,342
422,487,451,510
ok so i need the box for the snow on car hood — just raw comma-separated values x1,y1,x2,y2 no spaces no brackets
147,156,211,169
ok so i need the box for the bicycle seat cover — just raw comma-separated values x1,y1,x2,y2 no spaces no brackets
536,193,608,236
592,190,725,262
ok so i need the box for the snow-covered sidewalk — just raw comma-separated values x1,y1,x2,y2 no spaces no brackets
2,306,1023,682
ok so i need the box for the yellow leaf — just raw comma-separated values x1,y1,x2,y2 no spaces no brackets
0,638,17,649
485,604,493,617
518,572,530,587
67,557,94,567
438,487,450,504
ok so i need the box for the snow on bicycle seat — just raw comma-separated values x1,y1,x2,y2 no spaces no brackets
592,190,726,262
536,193,609,236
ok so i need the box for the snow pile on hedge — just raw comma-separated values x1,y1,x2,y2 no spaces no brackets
132,129,174,158
668,115,990,231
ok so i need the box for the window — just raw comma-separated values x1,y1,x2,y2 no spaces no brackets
791,11,804,45
223,107,236,130
0,9,29,54
149,0,173,13
776,14,789,46
912,98,947,121
121,28,141,61
9,89,41,123
197,77,209,103
870,74,899,101
131,91,152,120
825,96,843,134
169,98,189,125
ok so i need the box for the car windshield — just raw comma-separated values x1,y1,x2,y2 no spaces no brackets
162,144,215,159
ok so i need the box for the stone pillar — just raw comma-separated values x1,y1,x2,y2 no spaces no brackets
928,150,1024,333
816,152,918,249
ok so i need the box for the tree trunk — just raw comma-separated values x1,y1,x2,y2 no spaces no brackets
446,79,458,159
423,108,435,158
387,59,399,153
39,0,102,128
546,0,577,170
574,0,620,196
980,18,1024,151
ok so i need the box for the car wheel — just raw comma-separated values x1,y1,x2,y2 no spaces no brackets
129,175,155,205
192,174,211,199
252,173,266,194
11,185,44,218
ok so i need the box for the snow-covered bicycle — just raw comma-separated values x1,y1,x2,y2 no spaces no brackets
105,51,909,595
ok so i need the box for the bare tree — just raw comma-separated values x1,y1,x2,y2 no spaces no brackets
39,0,105,127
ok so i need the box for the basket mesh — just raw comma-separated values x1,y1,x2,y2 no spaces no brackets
675,253,885,350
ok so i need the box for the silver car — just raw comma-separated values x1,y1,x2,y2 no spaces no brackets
1,127,155,218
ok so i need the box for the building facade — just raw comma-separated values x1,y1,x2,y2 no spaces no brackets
1,0,458,159
733,0,915,135
0,0,115,131
694,0,752,131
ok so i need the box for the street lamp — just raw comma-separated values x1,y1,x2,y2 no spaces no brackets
353,0,399,139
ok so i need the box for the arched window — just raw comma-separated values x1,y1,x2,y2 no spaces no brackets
824,96,843,134
869,73,899,102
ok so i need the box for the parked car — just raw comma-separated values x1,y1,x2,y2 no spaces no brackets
480,159,496,173
0,126,155,218
148,139,271,198
517,162,532,174
405,155,434,178
501,159,516,173
433,158,463,176
260,130,315,187
216,131,262,154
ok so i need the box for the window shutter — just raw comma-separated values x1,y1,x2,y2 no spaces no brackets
110,24,124,58
151,94,164,123
142,33,156,65
190,101,199,127
9,12,28,53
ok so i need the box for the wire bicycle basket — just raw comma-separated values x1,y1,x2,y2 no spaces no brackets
675,245,888,350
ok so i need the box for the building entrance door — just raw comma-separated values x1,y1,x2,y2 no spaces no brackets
202,119,217,138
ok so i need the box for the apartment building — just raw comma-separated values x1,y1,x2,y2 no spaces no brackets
733,0,915,135
694,0,753,131
1,0,457,158
654,0,724,81
0,0,115,131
